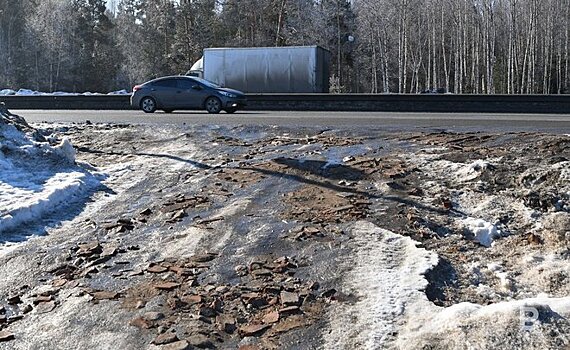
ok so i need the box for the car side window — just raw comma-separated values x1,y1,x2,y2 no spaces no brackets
152,79,178,88
177,79,198,90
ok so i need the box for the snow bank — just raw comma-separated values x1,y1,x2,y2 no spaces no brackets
0,89,130,96
399,296,570,350
0,117,100,236
0,88,131,96
324,221,439,349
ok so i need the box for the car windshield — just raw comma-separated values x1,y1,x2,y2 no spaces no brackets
190,77,221,89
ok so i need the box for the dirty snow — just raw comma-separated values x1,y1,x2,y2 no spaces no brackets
1,121,569,349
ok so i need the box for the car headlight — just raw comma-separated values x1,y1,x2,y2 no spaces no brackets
218,91,237,98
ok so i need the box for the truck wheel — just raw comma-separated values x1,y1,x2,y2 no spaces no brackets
205,97,222,114
140,97,157,113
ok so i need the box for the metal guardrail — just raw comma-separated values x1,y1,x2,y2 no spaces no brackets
1,94,569,113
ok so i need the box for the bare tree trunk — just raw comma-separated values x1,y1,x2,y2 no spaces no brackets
276,0,286,46
432,9,438,89
371,30,378,93
561,1,570,93
441,2,450,92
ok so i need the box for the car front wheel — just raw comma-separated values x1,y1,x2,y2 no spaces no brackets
205,97,222,114
140,97,157,113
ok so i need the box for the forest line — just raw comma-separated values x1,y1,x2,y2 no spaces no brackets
0,0,568,94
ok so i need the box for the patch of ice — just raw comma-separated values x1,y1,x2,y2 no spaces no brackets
463,217,502,247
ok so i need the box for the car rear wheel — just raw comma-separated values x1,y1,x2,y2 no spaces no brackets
205,97,222,114
140,97,157,113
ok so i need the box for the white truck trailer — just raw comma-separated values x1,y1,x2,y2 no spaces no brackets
187,46,330,93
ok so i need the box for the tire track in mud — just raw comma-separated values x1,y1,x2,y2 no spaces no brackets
323,221,438,350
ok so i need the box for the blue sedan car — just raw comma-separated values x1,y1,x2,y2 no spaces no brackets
131,76,247,114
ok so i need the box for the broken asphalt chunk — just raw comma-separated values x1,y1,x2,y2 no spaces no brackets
77,241,102,255
92,291,119,300
0,331,15,342
147,265,168,273
262,311,280,324
194,216,224,225
139,208,152,216
190,253,218,263
35,301,57,314
169,266,193,276
33,295,54,305
216,315,236,333
7,295,21,305
280,291,300,306
181,294,202,305
162,340,190,350
129,317,153,329
239,323,271,337
152,332,178,345
199,306,217,318
187,334,214,349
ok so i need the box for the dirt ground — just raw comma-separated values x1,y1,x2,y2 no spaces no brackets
0,121,569,349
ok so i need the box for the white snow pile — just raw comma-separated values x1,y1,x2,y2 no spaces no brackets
398,295,570,350
0,88,130,96
0,115,102,236
462,216,504,247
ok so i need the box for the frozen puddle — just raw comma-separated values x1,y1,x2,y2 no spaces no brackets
323,221,438,349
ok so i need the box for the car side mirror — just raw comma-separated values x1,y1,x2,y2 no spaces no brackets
191,85,202,90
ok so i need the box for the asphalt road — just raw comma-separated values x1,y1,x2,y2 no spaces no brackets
15,110,570,133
